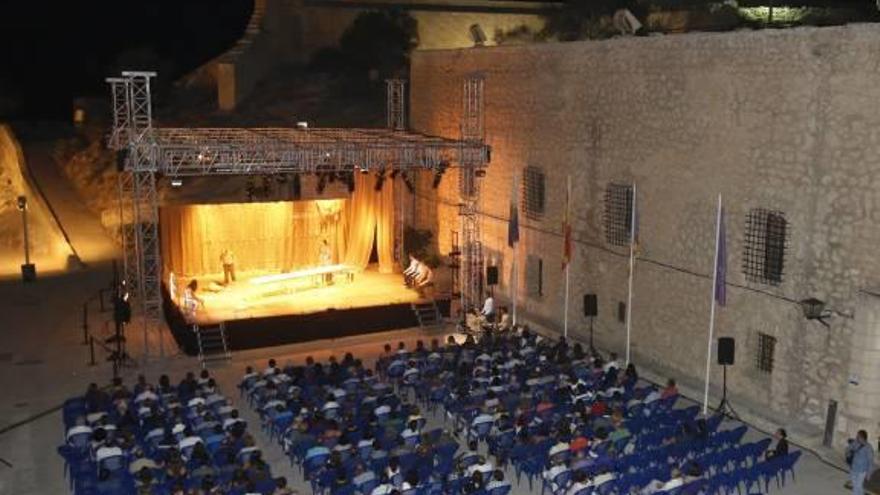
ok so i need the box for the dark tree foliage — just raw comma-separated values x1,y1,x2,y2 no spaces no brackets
542,0,646,41
313,9,418,81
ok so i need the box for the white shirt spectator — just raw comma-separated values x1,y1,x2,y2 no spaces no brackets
95,445,123,463
549,441,570,458
468,459,495,476
179,435,203,452
223,417,246,430
603,359,620,373
67,425,93,441
374,404,391,416
371,483,395,495
481,296,495,316
135,390,158,404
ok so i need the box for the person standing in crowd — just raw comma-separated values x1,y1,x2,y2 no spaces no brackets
847,429,875,495
220,248,236,285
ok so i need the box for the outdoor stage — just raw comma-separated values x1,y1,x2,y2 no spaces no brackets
162,265,450,354
181,268,422,325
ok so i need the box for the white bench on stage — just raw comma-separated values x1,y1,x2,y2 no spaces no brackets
248,264,356,287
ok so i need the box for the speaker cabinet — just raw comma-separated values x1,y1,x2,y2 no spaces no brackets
718,337,735,365
486,266,499,286
583,294,598,317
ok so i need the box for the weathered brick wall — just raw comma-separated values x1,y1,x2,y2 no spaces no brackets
409,25,880,445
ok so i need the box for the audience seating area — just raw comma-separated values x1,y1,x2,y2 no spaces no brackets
57,370,292,495
243,329,802,495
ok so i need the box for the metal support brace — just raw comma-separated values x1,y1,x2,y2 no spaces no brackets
386,79,407,131
459,74,486,312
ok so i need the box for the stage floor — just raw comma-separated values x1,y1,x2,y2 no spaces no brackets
182,268,422,325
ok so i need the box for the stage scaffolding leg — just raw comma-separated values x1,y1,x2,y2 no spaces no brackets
459,74,485,313
133,171,163,359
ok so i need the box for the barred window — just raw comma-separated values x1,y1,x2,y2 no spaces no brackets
756,333,776,373
522,166,545,220
743,208,788,285
604,183,633,247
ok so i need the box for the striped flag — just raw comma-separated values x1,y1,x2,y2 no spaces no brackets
562,177,572,269
714,204,727,306
508,176,519,248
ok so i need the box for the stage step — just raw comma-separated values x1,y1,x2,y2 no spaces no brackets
411,300,442,328
195,323,231,367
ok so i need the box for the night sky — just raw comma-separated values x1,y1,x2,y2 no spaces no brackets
0,0,252,120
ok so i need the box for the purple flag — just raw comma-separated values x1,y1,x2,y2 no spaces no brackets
714,205,726,306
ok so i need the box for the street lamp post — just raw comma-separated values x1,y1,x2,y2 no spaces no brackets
17,195,36,282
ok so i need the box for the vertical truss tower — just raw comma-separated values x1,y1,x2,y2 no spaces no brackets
107,72,164,359
460,74,485,312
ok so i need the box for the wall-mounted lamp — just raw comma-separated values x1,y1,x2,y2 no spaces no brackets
800,297,831,327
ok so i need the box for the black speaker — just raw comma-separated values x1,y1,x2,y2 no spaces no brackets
583,294,598,317
718,337,735,365
114,297,132,325
486,266,499,286
20,263,36,283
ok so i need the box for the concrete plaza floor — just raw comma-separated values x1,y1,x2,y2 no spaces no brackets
0,265,853,494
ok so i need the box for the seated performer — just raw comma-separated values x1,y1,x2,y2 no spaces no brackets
220,249,236,285
183,279,205,319
416,263,434,288
403,254,420,287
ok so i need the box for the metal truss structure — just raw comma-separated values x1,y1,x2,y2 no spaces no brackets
460,74,485,312
107,71,489,357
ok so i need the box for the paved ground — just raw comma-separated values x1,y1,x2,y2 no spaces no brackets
0,136,854,494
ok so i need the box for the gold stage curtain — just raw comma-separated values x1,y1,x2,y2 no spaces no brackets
160,199,347,278
344,173,396,273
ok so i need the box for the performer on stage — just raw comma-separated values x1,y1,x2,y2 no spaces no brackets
168,271,178,303
318,239,332,285
403,254,420,287
220,249,236,285
183,279,205,319
415,261,434,288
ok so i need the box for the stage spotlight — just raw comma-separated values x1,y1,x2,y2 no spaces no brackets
297,121,309,129
170,178,183,187
475,169,486,178
359,164,369,174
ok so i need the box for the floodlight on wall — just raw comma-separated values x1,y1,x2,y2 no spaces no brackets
297,121,309,129
613,9,644,35
170,178,183,187
800,297,831,327
469,24,487,47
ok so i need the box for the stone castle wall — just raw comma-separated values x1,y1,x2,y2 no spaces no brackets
408,24,880,446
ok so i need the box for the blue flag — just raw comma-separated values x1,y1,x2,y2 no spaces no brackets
714,205,726,306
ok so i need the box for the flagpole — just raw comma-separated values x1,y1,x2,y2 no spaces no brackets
625,182,636,365
703,194,723,415
563,176,571,338
511,173,519,326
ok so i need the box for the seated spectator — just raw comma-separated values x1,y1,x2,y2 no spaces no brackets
486,469,510,491
766,428,789,459
661,378,678,399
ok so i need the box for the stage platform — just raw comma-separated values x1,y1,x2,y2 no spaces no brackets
162,267,450,354
179,269,421,326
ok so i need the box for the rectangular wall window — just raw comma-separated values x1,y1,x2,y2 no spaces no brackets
526,254,543,298
604,183,633,247
744,208,789,286
756,333,776,374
